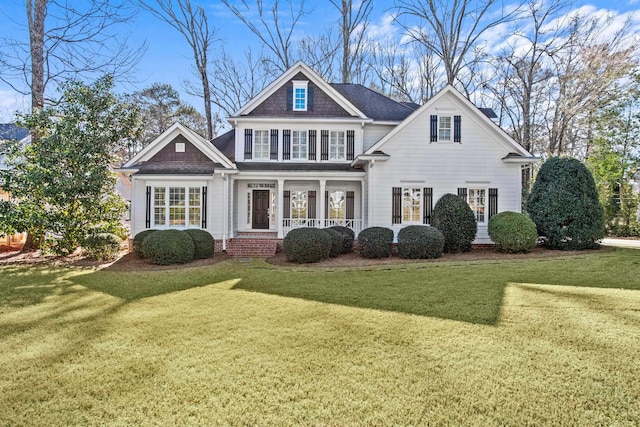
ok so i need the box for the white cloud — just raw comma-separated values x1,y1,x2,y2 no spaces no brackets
0,89,28,123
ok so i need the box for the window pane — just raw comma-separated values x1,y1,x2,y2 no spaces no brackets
154,187,166,226
468,189,485,223
254,130,269,159
439,116,451,141
291,191,307,219
330,131,345,160
402,188,421,222
292,131,307,159
189,187,201,226
169,187,186,226
294,88,306,110
329,191,345,220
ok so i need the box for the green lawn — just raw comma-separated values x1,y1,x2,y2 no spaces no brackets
1,248,639,425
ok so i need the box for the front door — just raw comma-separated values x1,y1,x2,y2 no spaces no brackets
252,190,270,229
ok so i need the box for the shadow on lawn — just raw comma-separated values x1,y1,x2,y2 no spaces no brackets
0,265,76,308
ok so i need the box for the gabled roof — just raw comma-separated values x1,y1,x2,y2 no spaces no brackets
121,122,235,171
231,62,368,119
211,129,236,162
360,85,537,161
330,84,417,122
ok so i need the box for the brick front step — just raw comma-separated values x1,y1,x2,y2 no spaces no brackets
226,238,281,257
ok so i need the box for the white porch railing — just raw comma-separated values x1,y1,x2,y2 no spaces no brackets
282,218,363,236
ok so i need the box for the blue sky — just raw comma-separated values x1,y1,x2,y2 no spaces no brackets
0,0,639,123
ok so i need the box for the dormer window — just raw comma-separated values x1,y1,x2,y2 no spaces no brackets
293,81,308,111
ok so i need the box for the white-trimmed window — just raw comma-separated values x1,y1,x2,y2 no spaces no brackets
293,81,308,111
439,116,452,142
291,190,308,220
153,186,201,227
468,188,486,223
292,130,308,159
254,130,269,159
403,188,422,223
328,190,345,221
330,131,346,160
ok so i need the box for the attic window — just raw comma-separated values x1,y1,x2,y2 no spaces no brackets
293,81,308,111
175,142,185,153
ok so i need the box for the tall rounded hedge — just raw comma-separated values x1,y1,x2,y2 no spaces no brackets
133,229,157,258
323,228,343,258
142,229,195,265
183,229,215,259
527,157,604,250
328,225,355,253
357,227,394,258
397,225,445,259
432,193,477,253
283,227,332,263
488,211,538,253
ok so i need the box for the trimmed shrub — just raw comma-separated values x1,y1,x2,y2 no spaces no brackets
142,229,195,265
397,225,445,259
432,193,477,253
283,227,332,263
328,225,355,253
488,211,538,253
527,157,604,250
323,228,343,258
357,227,394,259
183,229,215,259
82,233,122,261
133,229,157,258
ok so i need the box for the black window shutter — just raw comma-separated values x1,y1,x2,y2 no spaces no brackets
430,115,438,142
308,86,314,111
309,130,317,160
324,191,329,218
346,191,354,219
457,187,468,201
321,130,329,160
201,186,207,228
282,129,291,160
488,188,498,220
423,187,433,225
244,129,253,159
270,129,279,160
286,86,293,111
347,130,355,160
308,191,316,219
145,186,151,228
392,187,402,224
283,190,291,218
454,115,461,143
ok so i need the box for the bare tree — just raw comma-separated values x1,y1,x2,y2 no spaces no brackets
1,0,143,110
143,0,217,139
221,0,309,72
394,0,522,85
329,0,374,83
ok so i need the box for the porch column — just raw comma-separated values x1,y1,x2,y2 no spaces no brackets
229,176,235,238
277,178,285,238
319,179,326,228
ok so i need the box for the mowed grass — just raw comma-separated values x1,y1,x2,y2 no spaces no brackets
0,248,639,426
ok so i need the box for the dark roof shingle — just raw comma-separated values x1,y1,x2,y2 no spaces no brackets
330,84,417,121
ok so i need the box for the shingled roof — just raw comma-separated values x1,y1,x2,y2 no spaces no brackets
211,129,236,162
330,84,418,121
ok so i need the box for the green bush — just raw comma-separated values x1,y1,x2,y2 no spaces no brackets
328,225,355,253
488,211,538,253
82,233,122,261
397,225,445,259
183,229,215,259
133,229,157,258
527,157,604,250
357,227,394,259
283,228,332,263
323,228,343,258
142,229,195,265
432,193,477,253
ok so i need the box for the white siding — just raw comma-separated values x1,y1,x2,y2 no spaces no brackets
363,123,396,152
366,91,523,244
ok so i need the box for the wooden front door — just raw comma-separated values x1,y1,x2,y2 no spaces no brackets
252,190,270,229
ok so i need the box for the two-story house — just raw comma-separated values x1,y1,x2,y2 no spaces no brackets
120,62,538,256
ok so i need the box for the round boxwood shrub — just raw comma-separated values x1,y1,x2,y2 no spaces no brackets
142,229,195,265
357,226,394,258
432,193,477,253
82,233,122,261
527,157,604,250
133,229,157,258
283,227,332,263
328,225,355,253
488,211,538,253
397,225,445,259
183,229,215,259
323,228,343,258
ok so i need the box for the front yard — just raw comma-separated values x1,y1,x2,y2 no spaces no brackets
1,248,639,425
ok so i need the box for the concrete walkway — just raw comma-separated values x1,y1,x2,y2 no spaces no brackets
601,238,640,249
